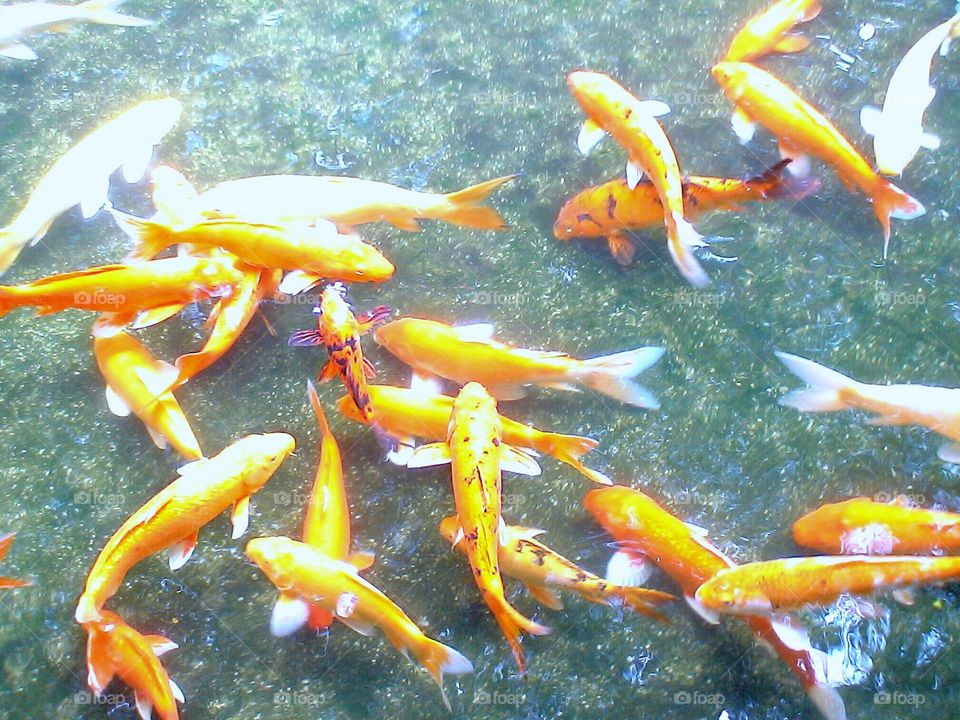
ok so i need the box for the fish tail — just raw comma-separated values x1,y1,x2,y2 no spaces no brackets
440,174,517,229
576,346,665,409
0,228,28,275
77,0,154,26
609,586,674,623
776,351,857,413
750,159,821,201
108,207,172,259
541,432,610,485
408,635,474,709
668,215,711,287
488,593,551,676
872,179,925,258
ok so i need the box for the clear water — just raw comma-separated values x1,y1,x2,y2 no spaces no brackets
1,1,959,719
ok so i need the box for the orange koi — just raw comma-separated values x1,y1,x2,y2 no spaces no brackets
567,70,711,286
247,536,473,709
554,160,818,265
711,61,925,254
793,496,960,555
374,317,664,408
725,0,822,63
585,486,845,720
83,611,182,720
74,432,295,623
0,533,30,589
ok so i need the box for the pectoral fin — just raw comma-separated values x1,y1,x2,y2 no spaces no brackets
684,593,721,625
0,43,38,60
146,426,168,450
348,551,375,571
168,531,199,570
773,34,812,54
938,441,960,464
777,140,811,176
577,119,608,155
134,692,153,720
386,437,416,465
732,107,757,144
270,593,311,637
485,383,528,401
105,386,132,417
278,270,322,295
132,361,178,398
132,303,187,330
80,181,110,219
317,359,339,382
921,132,941,150
607,231,636,266
144,635,178,657
500,444,541,476
231,496,250,539
626,160,644,190
406,442,452,468
525,583,565,611
388,215,421,232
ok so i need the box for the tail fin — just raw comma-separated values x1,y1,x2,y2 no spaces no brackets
409,636,474,710
78,0,153,26
441,175,516,230
751,160,821,201
776,351,856,412
109,208,173,259
0,230,25,275
577,346,665,409
488,594,551,676
872,179,925,258
541,432,611,485
610,586,674,623
806,679,847,720
668,216,711,287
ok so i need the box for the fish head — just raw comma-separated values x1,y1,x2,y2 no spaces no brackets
336,394,366,423
566,70,615,101
317,233,395,283
371,317,413,348
316,284,353,329
696,577,773,617
138,98,184,139
246,536,298,589
710,62,747,98
194,256,244,295
553,198,596,240
792,499,855,550
238,433,296,490
454,382,497,415
584,486,652,535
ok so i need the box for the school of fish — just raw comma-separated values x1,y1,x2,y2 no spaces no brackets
1,2,959,720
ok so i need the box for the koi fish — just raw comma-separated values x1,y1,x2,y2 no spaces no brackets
189,173,516,231
793,496,960,555
554,160,819,265
776,351,960,463
110,210,395,285
336,383,610,484
860,13,960,176
0,533,30,589
374,317,665,409
0,255,241,328
567,70,711,286
83,611,183,720
711,61,925,255
0,0,153,61
585,486,845,720
269,382,375,637
0,98,181,273
74,432,295,623
173,264,282,387
93,330,203,461
439,516,673,621
412,383,550,675
695,554,960,616
288,284,391,429
724,0,822,63
247,536,473,709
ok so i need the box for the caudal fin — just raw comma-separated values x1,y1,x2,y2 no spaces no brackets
441,175,516,229
872,179,925,258
409,636,474,710
668,216,711,287
0,230,26,275
78,0,154,26
610,586,675,623
541,432,611,484
488,594,551,676
109,208,173,259
776,351,857,413
577,346,665,409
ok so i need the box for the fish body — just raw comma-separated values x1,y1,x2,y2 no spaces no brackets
711,62,924,253
93,330,203,460
192,174,515,231
776,351,960,463
0,533,30,589
0,98,181,272
111,211,395,284
439,517,673,621
793,496,960,555
83,611,182,720
696,555,960,616
174,264,281,387
554,160,818,265
585,486,845,720
0,255,240,323
860,13,960,175
374,317,664,409
288,284,391,427
0,0,153,60
74,433,295,623
567,70,710,286
337,383,610,484
725,0,822,62
246,536,473,709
